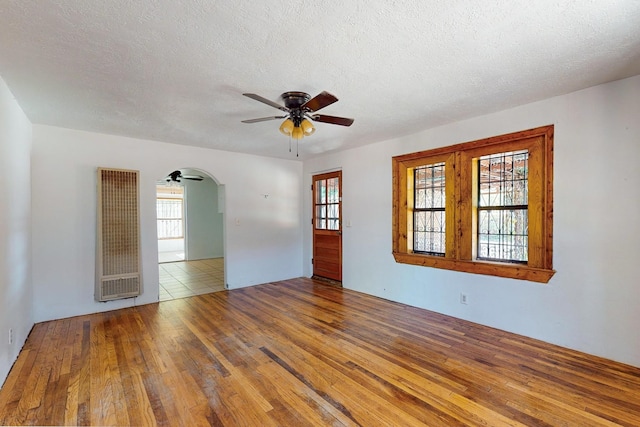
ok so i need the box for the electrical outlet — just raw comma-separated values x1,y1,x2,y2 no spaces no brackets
460,293,468,305
8,328,13,345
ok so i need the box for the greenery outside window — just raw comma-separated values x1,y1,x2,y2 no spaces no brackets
392,125,554,283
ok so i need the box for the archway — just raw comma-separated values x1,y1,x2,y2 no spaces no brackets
156,168,225,301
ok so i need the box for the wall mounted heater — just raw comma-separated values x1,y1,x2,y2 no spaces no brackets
95,167,142,301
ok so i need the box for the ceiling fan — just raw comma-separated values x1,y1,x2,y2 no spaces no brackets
166,170,204,183
241,91,354,141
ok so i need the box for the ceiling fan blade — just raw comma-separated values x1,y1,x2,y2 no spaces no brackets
302,91,338,112
241,115,287,123
311,114,354,127
243,93,289,112
183,176,204,181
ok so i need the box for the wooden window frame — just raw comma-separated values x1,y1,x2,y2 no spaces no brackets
392,125,555,283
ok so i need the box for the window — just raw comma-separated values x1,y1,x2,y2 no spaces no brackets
315,174,340,230
156,186,184,239
392,125,554,283
477,150,529,263
413,163,446,256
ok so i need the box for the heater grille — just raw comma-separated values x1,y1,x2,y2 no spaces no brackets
100,277,140,300
96,168,142,301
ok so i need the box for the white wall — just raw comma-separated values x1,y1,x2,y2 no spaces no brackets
303,75,640,367
0,77,33,385
184,176,224,260
31,126,303,322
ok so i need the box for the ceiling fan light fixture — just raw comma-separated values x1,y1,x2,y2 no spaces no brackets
291,126,304,140
301,119,315,136
279,118,294,136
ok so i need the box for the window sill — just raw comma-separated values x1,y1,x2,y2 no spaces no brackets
392,252,555,283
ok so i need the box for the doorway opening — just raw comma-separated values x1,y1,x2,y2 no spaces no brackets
156,168,225,301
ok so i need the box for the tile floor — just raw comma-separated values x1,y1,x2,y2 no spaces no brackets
159,258,225,301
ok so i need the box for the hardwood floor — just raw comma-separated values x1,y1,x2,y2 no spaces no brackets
1,278,639,426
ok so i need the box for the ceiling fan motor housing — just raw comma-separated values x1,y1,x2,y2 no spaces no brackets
281,91,310,109
281,92,310,126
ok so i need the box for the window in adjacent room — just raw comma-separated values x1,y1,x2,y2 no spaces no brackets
156,186,184,240
392,125,554,283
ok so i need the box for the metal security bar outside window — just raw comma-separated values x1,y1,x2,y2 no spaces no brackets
413,162,446,256
157,198,184,239
477,150,528,263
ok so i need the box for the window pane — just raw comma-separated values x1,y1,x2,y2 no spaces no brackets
315,175,340,230
315,205,327,229
477,150,528,263
478,151,528,208
315,180,326,204
327,203,339,230
416,188,426,208
413,211,445,255
327,178,339,203
415,163,445,209
413,162,445,256
157,219,183,239
157,198,183,239
477,209,528,262
157,199,183,218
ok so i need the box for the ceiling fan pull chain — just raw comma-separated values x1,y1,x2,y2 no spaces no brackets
289,136,292,153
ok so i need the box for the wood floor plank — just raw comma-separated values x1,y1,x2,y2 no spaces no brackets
255,354,356,426
109,316,157,426
1,277,640,426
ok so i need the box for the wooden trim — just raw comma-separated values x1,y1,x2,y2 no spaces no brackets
444,153,457,259
393,252,555,283
397,161,409,252
392,125,555,162
392,125,555,283
527,140,545,267
458,150,473,261
312,170,342,183
391,158,401,253
543,125,555,269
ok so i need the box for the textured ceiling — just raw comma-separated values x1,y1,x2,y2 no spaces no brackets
1,1,639,160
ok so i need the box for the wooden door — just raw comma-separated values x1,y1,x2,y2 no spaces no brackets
312,171,342,282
